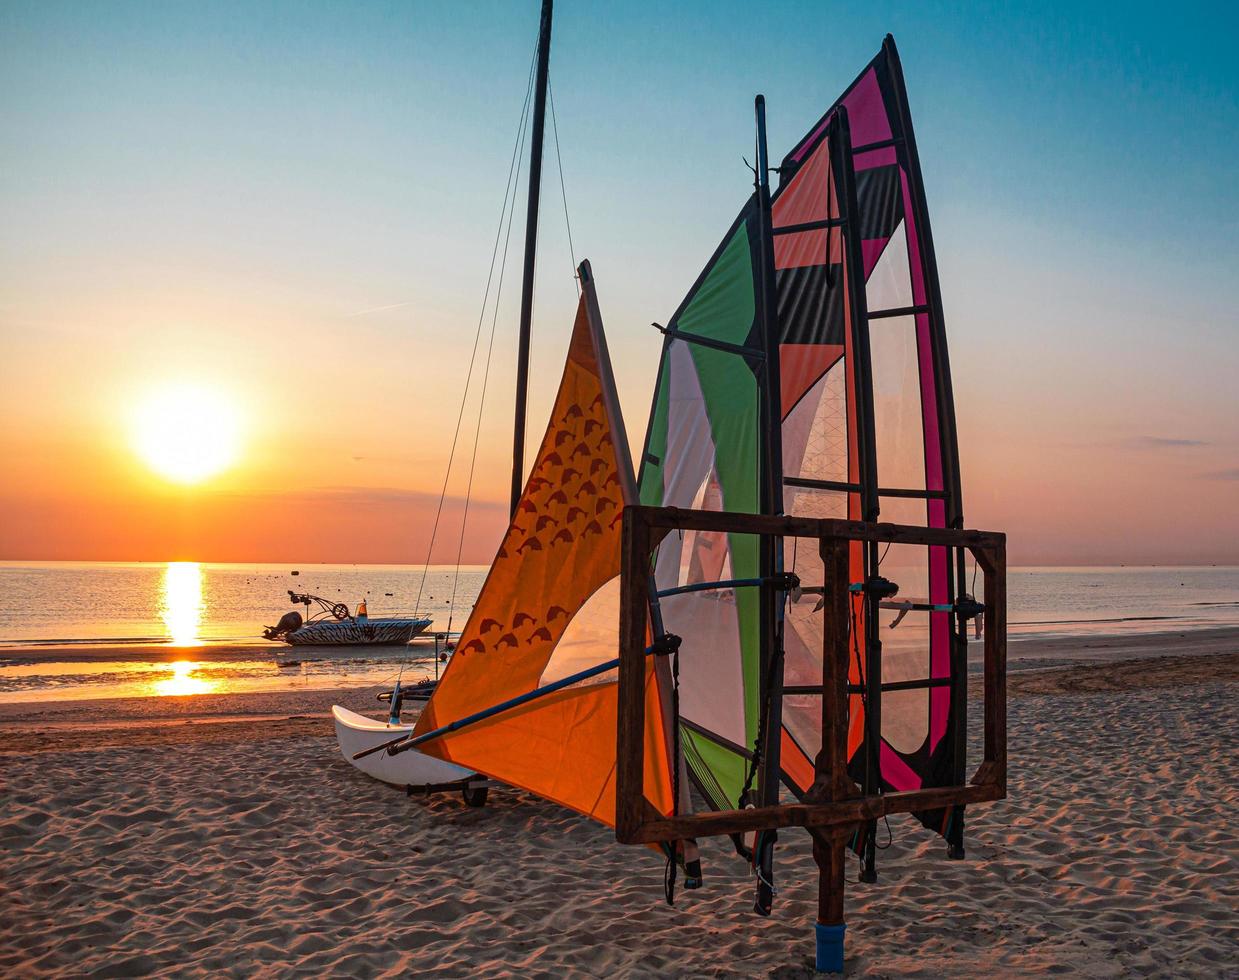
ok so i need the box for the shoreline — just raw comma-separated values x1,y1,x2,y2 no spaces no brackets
2,649,1235,756
1002,622,1239,664
3,621,1237,664
0,635,450,665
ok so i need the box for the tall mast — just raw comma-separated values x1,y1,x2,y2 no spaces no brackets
509,0,554,518
752,93,786,917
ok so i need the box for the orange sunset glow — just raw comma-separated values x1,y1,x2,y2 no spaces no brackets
0,3,1235,570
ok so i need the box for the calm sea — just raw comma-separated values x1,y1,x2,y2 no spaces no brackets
0,561,1235,702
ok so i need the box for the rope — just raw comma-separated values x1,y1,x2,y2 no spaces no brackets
412,41,538,620
547,75,577,291
738,629,783,809
446,81,533,628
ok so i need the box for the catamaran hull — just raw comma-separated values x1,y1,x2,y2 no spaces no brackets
283,618,431,646
331,705,476,788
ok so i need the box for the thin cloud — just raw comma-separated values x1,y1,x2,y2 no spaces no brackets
351,453,418,464
297,486,506,511
1203,468,1239,481
205,485,505,510
344,301,414,318
1133,436,1209,448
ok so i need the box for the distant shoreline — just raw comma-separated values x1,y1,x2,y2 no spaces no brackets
3,622,1238,667
0,635,449,665
997,623,1239,666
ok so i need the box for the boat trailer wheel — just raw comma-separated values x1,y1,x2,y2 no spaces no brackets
461,783,489,808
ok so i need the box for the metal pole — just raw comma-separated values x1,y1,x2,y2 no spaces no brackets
509,0,553,518
832,106,882,883
752,94,786,916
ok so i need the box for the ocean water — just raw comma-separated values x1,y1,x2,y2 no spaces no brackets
0,562,487,702
0,561,1235,703
0,561,487,646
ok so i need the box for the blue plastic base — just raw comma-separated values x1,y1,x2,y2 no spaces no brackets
815,922,846,973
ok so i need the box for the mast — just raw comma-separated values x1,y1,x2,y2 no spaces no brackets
831,105,883,883
509,0,554,518
752,93,786,916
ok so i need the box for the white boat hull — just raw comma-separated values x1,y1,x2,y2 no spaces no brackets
286,618,431,646
332,705,475,787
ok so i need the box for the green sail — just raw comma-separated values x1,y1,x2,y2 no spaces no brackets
637,204,764,810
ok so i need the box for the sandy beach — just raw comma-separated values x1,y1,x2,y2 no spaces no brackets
3,637,1237,977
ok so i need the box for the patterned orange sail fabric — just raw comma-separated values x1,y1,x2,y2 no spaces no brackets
413,266,676,825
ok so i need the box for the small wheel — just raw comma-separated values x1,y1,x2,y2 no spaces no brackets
461,783,488,808
331,603,350,620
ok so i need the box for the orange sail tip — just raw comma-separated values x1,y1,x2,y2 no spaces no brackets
411,273,676,826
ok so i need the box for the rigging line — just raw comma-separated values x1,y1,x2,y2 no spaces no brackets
825,144,837,289
683,731,731,811
446,80,533,624
547,74,578,292
411,41,538,619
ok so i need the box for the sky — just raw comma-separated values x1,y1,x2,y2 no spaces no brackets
1,0,1236,566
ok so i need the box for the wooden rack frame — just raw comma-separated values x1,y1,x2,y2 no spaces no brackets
615,505,1007,847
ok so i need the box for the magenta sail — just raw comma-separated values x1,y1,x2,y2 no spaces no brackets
771,35,968,855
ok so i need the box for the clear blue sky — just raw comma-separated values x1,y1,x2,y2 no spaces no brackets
2,0,1236,563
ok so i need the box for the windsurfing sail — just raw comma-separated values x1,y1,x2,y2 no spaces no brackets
638,35,967,853
776,35,967,849
413,262,680,831
639,199,766,814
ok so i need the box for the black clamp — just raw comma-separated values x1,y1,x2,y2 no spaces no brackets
954,596,985,620
766,572,801,592
863,576,901,601
648,633,682,657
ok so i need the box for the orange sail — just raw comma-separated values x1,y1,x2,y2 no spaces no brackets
413,263,676,826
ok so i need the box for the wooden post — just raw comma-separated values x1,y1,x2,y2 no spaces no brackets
975,540,1007,794
811,534,852,972
813,830,846,925
616,507,651,843
812,535,852,802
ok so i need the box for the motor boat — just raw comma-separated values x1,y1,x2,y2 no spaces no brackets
263,592,432,646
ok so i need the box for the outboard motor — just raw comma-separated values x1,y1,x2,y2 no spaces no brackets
263,610,303,641
388,680,404,725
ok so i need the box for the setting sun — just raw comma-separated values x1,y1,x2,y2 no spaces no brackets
132,383,241,484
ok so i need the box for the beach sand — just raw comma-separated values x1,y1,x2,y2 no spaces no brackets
2,642,1237,976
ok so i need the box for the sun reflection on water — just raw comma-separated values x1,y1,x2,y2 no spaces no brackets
160,561,203,646
153,660,217,697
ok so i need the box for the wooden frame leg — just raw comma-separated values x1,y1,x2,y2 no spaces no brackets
811,827,849,973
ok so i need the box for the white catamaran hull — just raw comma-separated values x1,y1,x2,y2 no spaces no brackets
286,618,431,646
332,705,476,787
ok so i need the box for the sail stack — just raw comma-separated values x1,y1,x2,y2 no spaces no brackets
413,264,680,828
391,31,1002,976
638,34,969,874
